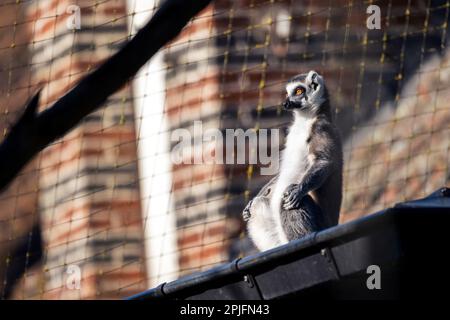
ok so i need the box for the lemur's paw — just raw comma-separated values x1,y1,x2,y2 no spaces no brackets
282,184,304,210
242,200,253,221
242,208,251,221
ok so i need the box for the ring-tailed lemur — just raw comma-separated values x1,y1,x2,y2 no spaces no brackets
242,70,343,252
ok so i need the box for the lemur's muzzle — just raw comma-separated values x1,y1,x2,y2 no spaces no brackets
283,99,294,110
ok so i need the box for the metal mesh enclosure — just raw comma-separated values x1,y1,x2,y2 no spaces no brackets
0,0,449,299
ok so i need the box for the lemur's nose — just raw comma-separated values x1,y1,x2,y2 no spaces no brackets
283,99,294,110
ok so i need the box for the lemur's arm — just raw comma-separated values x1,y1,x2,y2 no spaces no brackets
242,175,278,221
282,159,332,210
282,119,339,210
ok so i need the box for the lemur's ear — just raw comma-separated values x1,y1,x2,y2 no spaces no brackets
306,70,323,91
306,70,318,84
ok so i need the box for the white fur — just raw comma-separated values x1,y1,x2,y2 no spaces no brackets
286,82,302,96
285,71,325,113
270,112,315,244
246,70,324,251
246,197,281,251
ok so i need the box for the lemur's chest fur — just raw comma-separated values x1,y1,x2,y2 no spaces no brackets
270,114,315,212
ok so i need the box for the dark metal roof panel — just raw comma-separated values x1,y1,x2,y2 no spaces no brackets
127,187,450,300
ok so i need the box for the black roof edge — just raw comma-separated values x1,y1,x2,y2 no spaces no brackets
127,187,450,300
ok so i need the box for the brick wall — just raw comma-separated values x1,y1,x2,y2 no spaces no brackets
24,0,146,299
0,0,40,299
1,0,448,296
342,47,450,221
165,0,447,274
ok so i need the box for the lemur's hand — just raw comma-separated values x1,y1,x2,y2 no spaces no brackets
282,184,305,210
242,199,253,221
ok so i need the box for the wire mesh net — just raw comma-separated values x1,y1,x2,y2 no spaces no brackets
0,0,449,299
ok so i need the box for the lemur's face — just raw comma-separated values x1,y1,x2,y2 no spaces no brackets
284,70,326,114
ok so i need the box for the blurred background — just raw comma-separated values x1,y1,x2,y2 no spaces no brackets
0,0,449,299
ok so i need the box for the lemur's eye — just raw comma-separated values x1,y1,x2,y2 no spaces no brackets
295,87,304,95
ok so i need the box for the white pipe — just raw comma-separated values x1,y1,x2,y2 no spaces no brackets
127,0,179,287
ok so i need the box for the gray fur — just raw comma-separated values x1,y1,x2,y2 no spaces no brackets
243,71,343,251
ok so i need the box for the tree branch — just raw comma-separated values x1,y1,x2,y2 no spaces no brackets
0,0,213,192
